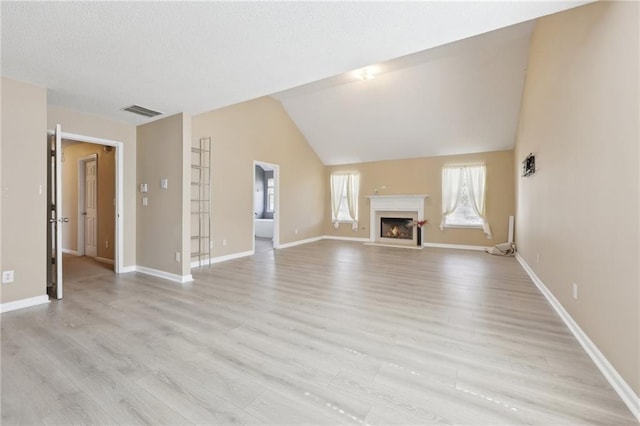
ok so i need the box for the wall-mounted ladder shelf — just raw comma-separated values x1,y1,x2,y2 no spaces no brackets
191,137,211,268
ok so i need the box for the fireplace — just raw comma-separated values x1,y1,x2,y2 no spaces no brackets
380,217,414,240
366,195,428,248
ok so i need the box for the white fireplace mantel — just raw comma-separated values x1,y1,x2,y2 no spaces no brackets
366,195,428,242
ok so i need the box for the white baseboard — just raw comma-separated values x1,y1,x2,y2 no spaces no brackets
422,242,490,251
95,256,114,265
1,295,50,314
516,253,640,422
120,265,136,273
62,248,80,256
322,236,370,243
278,236,323,249
135,266,193,284
191,250,254,268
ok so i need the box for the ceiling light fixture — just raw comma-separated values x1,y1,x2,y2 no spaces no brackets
355,67,376,81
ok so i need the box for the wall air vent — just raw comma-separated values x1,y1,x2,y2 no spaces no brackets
122,105,163,118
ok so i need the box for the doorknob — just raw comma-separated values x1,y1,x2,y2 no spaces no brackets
50,218,69,223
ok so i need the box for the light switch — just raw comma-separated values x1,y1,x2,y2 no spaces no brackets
160,178,168,189
140,183,148,193
142,197,148,206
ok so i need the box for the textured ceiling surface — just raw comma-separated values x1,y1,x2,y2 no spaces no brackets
2,1,589,163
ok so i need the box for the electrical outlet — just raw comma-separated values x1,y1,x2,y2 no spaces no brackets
536,253,540,264
2,270,15,284
572,283,578,300
175,251,181,262
105,240,109,248
294,228,298,235
142,197,148,206
222,239,227,247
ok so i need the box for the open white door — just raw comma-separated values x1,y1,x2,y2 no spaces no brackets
47,124,67,300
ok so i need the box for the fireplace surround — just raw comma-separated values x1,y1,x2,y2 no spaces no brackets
366,195,428,247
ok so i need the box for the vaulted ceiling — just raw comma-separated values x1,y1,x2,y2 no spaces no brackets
273,21,534,165
2,1,591,165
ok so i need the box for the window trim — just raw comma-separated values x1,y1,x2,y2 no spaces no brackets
441,163,487,230
442,223,483,229
266,177,275,212
330,171,359,226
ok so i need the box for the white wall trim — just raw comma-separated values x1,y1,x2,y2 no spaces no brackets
1,295,50,314
135,266,193,284
120,265,136,273
516,253,640,422
278,236,324,249
323,236,370,243
191,250,255,268
95,256,114,265
62,248,80,256
422,242,490,251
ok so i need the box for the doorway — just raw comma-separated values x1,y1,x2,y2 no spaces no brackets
60,141,117,283
78,153,99,259
47,125,124,300
253,161,279,253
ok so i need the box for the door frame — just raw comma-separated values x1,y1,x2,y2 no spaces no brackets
52,130,124,273
77,153,98,258
252,161,280,252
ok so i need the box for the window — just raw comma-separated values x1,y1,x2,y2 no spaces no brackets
445,172,483,227
330,172,359,230
266,178,274,212
441,165,492,238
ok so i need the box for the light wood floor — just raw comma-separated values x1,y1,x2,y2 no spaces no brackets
254,237,274,253
1,241,636,425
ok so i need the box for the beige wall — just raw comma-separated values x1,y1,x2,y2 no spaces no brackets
192,97,325,257
61,141,116,261
514,2,639,395
324,150,515,246
48,105,136,267
137,113,191,276
1,77,48,304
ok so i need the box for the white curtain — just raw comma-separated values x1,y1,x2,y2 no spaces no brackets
330,173,348,229
440,167,463,230
346,173,359,231
465,165,492,239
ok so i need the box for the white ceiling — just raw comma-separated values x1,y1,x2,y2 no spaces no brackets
2,1,590,163
273,21,535,165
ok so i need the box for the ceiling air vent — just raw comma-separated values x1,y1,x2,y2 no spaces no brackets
122,104,163,118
